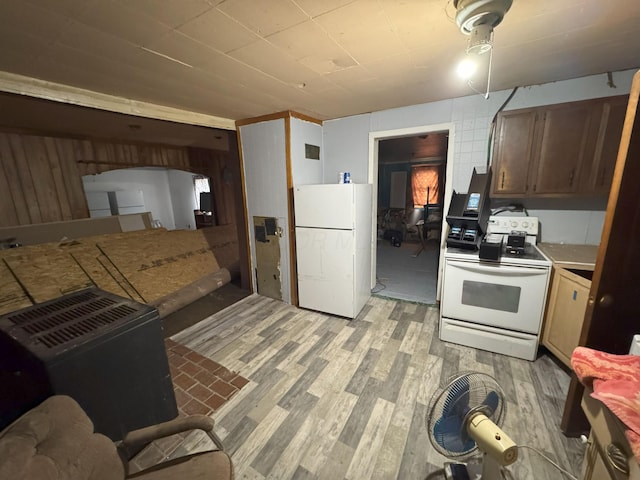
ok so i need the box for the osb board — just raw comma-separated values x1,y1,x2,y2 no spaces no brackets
3,245,94,304
61,242,131,299
0,257,32,315
199,224,239,271
96,254,145,303
78,227,167,246
97,229,220,303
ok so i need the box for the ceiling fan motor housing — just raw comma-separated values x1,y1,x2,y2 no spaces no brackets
453,0,513,34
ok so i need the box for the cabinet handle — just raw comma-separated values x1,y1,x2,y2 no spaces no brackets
606,443,629,475
569,169,575,187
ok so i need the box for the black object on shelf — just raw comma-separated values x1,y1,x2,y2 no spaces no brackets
0,288,177,440
199,192,213,213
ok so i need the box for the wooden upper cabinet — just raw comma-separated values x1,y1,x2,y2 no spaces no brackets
580,95,629,194
490,109,537,196
490,95,628,198
531,102,595,194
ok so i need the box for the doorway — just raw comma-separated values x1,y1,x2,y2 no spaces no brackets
368,124,455,304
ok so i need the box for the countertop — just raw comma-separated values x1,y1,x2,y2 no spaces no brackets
537,243,598,271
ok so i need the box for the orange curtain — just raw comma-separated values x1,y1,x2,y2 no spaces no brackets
411,165,439,206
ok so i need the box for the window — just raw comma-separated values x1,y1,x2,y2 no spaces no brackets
193,176,210,210
411,165,440,207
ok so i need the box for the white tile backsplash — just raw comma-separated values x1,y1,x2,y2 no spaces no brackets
530,209,602,245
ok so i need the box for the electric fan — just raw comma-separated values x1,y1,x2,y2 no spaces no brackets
426,372,518,479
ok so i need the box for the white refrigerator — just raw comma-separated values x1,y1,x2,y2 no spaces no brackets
294,183,372,318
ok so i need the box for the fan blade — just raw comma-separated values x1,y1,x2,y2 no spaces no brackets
434,415,476,453
482,391,499,416
442,375,470,418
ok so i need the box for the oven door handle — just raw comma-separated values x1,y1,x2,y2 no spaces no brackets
447,261,548,276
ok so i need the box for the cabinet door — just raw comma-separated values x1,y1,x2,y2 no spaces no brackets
531,102,595,194
490,109,537,196
583,95,629,194
582,433,616,480
542,267,591,367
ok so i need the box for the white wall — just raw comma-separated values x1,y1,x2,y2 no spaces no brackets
323,68,637,245
291,118,323,185
167,169,198,230
82,167,176,229
239,119,291,301
323,113,371,185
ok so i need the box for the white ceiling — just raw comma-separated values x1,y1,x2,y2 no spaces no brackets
1,0,640,123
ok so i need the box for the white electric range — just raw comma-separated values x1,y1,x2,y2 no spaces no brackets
440,216,552,361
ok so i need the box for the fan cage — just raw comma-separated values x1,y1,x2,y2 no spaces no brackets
426,371,506,459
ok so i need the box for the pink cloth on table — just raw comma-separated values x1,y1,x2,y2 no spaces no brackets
571,346,640,463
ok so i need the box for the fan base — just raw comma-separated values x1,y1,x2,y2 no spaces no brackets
444,457,506,480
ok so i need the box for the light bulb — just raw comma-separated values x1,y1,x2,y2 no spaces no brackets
457,57,478,79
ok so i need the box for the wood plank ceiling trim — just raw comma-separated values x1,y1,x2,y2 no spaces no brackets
0,71,237,131
235,110,323,128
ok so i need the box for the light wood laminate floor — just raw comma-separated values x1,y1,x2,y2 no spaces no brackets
171,294,584,479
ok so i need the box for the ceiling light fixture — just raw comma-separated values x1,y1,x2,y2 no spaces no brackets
453,0,512,98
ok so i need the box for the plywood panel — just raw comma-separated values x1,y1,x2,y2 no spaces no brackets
43,137,73,221
21,136,62,223
0,130,236,234
96,253,143,302
200,223,240,272
88,228,171,303
0,133,31,226
0,136,19,226
7,133,41,223
208,153,234,226
72,138,95,176
0,256,32,315
53,137,89,218
3,245,94,303
64,241,131,298
97,229,220,303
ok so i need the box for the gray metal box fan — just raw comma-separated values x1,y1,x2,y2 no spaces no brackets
0,288,178,440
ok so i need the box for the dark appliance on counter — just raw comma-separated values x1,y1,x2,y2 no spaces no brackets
506,231,526,255
0,288,178,440
479,234,503,261
446,167,492,250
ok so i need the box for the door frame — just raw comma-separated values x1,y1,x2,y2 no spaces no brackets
367,123,456,301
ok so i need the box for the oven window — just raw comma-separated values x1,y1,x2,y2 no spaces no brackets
461,280,521,313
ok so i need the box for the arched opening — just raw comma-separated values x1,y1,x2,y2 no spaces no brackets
82,167,214,231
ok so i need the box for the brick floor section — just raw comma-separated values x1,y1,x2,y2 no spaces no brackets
165,338,249,417
129,339,250,473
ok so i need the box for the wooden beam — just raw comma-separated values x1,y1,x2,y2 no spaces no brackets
0,71,236,131
236,110,323,128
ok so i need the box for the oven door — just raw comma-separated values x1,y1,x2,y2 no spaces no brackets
442,258,549,334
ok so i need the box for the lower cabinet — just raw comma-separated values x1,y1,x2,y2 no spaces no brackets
582,432,615,480
542,266,593,367
581,388,640,479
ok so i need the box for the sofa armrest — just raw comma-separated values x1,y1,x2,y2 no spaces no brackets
120,415,224,453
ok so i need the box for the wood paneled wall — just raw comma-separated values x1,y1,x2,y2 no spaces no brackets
0,131,238,228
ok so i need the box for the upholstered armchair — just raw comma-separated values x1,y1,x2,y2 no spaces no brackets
0,395,233,480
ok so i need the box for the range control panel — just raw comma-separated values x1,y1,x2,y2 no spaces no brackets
486,216,539,236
